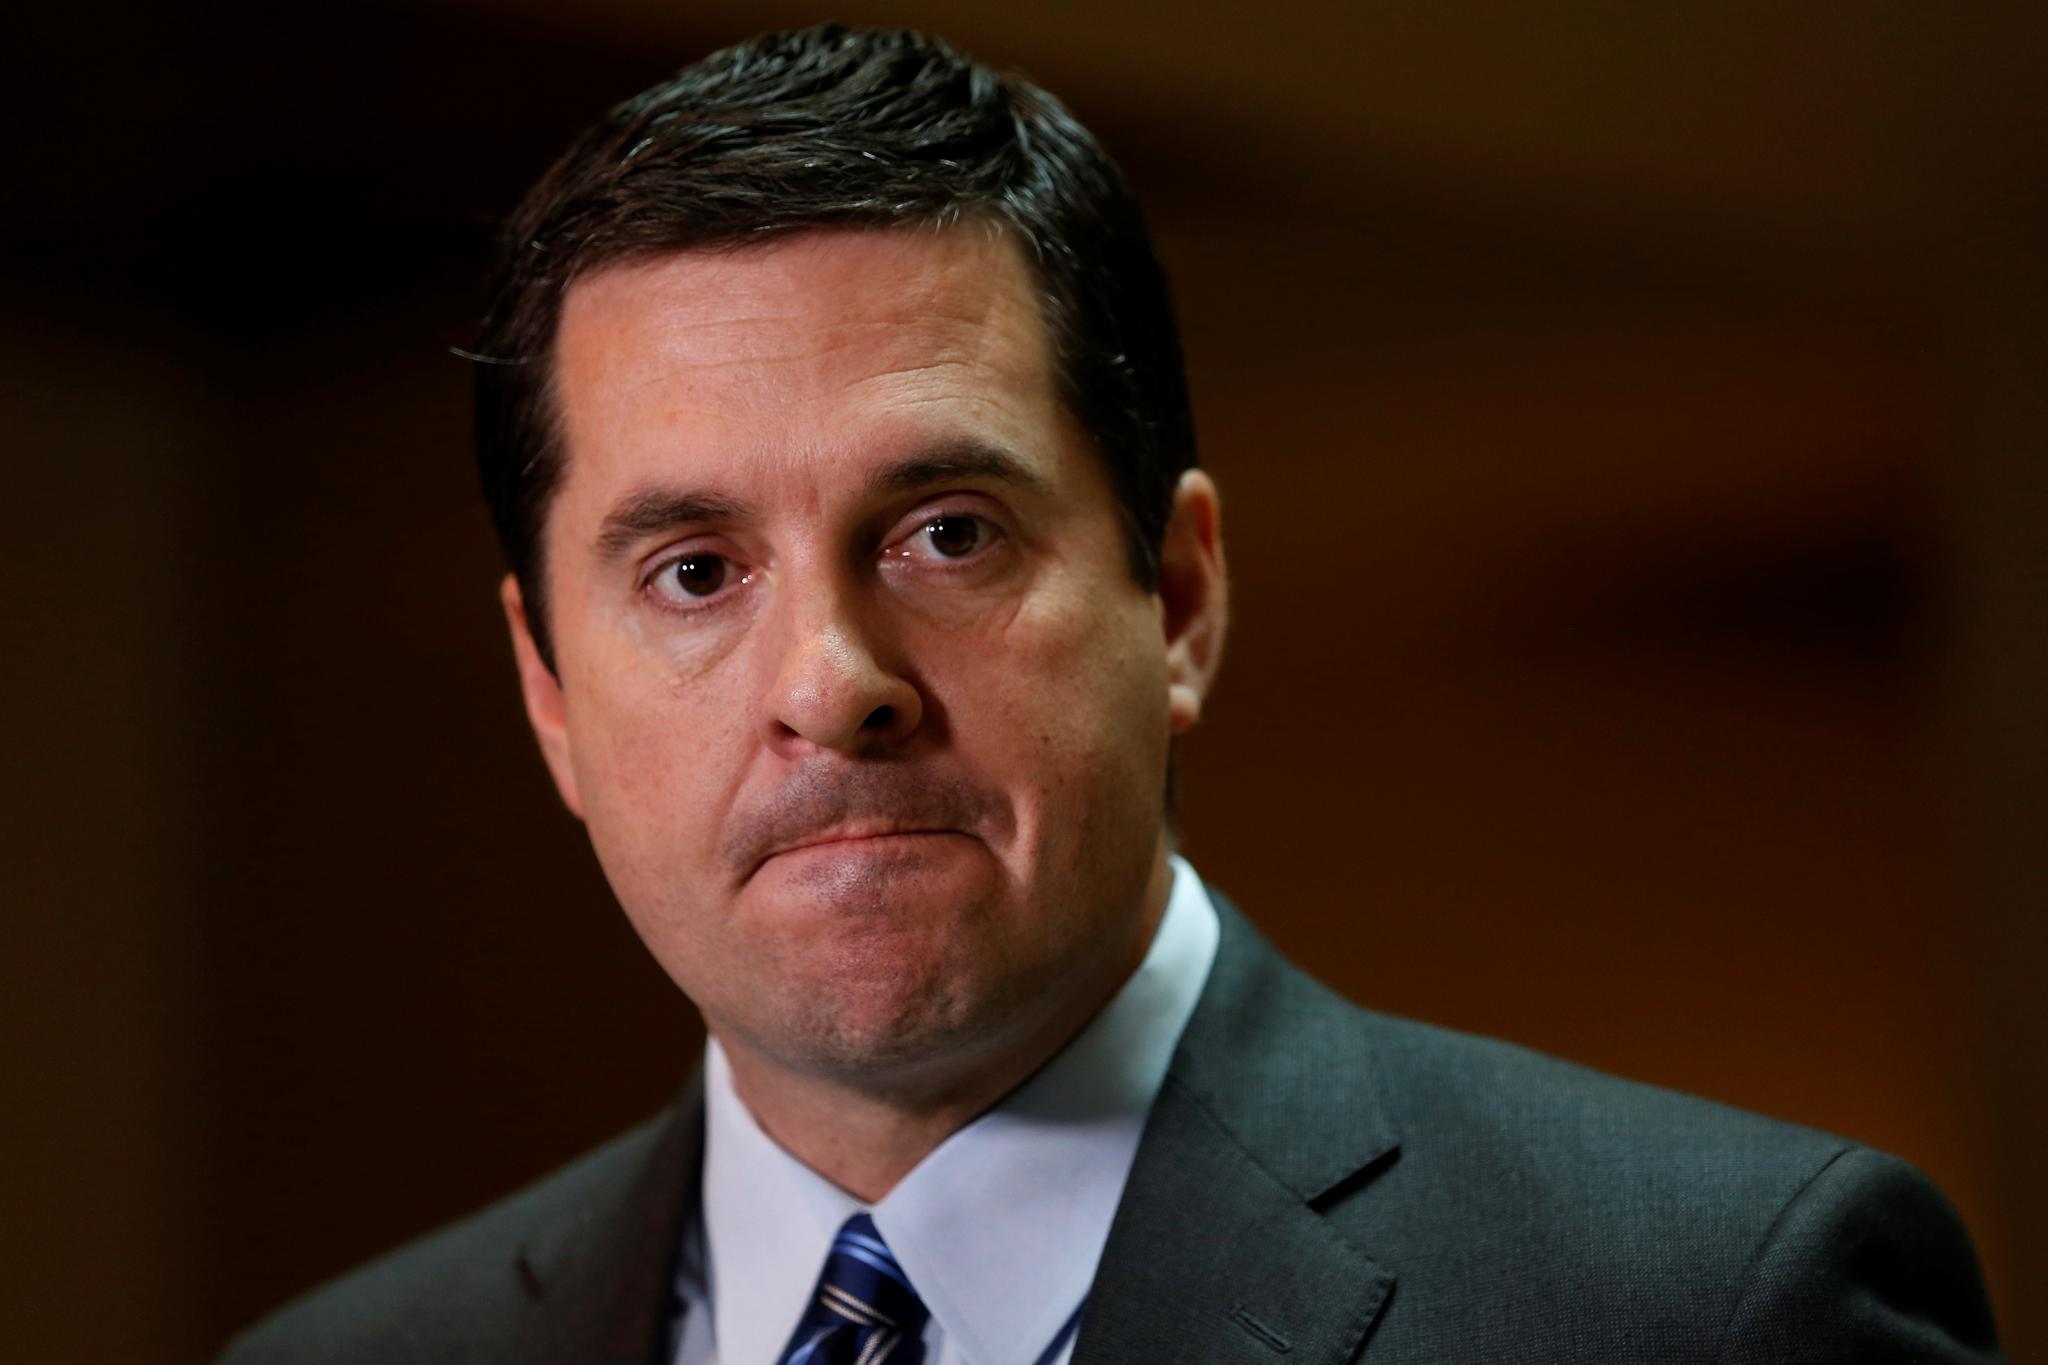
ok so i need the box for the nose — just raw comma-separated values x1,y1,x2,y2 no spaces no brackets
760,583,924,755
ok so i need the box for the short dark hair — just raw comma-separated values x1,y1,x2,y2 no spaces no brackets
472,25,1195,671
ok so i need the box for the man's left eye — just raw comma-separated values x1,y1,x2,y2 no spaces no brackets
906,514,993,559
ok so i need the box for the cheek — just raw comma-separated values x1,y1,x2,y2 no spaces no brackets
563,645,750,892
953,580,1172,829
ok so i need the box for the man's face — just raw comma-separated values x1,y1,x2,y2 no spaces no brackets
506,227,1222,1089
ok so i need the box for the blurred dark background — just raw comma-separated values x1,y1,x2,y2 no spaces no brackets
6,2,2043,1360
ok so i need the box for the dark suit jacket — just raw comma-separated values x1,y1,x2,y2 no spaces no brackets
221,897,2003,1363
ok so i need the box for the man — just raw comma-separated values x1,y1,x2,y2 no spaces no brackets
222,25,2002,1365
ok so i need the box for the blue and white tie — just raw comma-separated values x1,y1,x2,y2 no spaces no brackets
775,1213,931,1365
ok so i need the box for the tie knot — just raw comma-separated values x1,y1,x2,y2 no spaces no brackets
818,1214,928,1335
779,1214,930,1365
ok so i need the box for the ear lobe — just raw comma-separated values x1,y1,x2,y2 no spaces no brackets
500,574,585,819
1157,470,1228,736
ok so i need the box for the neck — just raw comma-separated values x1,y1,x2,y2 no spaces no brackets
714,853,1173,1202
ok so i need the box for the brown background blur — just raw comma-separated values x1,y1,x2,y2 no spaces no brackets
6,2,2042,1360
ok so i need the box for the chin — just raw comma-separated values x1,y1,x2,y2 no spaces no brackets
803,940,994,1064
744,921,1051,1088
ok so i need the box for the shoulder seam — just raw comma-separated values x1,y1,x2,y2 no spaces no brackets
1706,1142,1859,1364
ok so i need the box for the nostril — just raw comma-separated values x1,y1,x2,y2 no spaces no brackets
863,704,895,730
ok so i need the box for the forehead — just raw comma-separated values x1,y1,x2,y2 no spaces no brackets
550,227,1061,503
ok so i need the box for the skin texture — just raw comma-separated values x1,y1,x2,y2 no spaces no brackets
504,226,1227,1198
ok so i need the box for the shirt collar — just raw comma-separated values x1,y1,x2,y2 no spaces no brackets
700,1040,862,1364
699,855,1220,1365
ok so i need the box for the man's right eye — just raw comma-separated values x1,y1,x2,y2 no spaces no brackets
649,553,730,604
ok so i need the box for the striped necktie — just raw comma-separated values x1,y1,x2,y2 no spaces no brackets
775,1213,931,1365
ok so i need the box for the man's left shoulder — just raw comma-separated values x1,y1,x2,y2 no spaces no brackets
1363,1004,1853,1193
1358,1005,1939,1223
1348,1007,2004,1359
1193,902,1876,1203
1164,907,2003,1360
1199,901,1977,1237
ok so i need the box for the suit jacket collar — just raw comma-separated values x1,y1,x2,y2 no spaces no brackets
1164,893,1401,1202
509,1070,705,1365
1072,892,1400,1364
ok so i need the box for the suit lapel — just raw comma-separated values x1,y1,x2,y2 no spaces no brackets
1073,897,1399,1365
505,1071,707,1365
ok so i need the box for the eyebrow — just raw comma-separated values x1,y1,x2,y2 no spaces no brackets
592,488,752,561
863,442,1051,501
589,441,1050,561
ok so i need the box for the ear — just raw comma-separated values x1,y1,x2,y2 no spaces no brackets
500,574,585,819
1157,469,1228,735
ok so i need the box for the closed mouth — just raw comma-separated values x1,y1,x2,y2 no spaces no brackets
752,828,965,877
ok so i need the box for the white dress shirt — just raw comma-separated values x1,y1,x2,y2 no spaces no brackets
671,855,1221,1365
